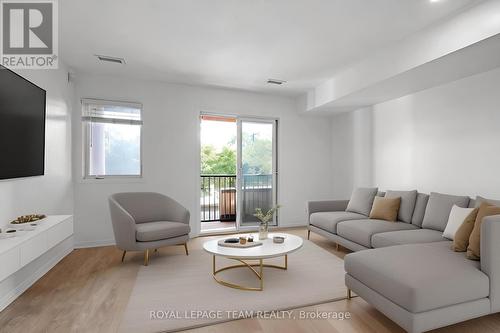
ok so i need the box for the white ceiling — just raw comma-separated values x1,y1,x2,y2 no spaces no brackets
60,0,482,96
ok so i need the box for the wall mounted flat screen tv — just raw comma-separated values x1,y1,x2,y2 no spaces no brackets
0,65,46,180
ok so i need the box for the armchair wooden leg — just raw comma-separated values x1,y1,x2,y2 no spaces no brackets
121,250,126,262
336,243,340,251
184,243,189,256
307,230,311,240
347,288,352,300
144,249,149,266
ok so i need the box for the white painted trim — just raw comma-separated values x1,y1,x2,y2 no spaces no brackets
0,237,74,312
74,239,116,249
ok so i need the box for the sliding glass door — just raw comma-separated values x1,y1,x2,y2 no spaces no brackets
199,114,277,233
237,118,278,227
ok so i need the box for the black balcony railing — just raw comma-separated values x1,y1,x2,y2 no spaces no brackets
201,175,236,222
200,174,273,222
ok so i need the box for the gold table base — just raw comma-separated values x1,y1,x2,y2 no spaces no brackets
212,255,288,291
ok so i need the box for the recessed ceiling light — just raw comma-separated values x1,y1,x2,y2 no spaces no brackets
95,54,126,64
430,0,441,3
267,78,286,85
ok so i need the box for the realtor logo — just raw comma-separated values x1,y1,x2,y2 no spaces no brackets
1,0,58,69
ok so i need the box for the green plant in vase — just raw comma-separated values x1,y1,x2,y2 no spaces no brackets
254,205,281,240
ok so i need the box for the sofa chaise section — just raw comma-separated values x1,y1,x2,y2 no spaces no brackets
344,215,500,333
309,190,500,332
345,271,490,333
345,242,489,313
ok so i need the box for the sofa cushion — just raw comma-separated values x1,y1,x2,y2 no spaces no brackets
467,202,500,260
310,211,367,234
453,208,479,252
475,195,500,208
136,221,190,242
369,196,401,222
344,241,489,313
411,193,429,227
442,205,476,240
346,187,378,216
337,219,418,248
421,192,470,232
385,190,417,224
371,229,446,248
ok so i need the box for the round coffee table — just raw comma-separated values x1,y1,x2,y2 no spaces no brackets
203,233,303,291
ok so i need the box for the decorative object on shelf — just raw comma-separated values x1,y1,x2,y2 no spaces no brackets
273,236,285,244
247,235,254,242
239,237,247,245
254,205,281,240
11,214,46,224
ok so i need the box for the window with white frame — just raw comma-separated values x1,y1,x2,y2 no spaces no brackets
82,99,142,178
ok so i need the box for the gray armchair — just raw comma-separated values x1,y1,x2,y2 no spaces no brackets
108,192,191,266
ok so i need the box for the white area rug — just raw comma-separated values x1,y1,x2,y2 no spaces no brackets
120,240,346,333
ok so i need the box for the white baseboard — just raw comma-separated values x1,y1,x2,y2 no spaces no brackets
74,239,116,248
0,238,74,312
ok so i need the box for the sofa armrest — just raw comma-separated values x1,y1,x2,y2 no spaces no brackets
480,214,500,312
307,200,349,216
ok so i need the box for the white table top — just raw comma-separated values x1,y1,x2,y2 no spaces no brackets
203,233,303,260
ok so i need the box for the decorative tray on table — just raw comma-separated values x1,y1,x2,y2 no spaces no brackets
217,238,263,248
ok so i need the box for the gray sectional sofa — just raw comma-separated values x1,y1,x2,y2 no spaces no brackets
307,191,500,333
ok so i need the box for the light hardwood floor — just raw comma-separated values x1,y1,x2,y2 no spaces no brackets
1,228,499,333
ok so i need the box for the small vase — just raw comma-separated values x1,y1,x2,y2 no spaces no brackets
258,223,268,240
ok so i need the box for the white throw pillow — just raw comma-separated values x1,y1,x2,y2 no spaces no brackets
443,205,475,240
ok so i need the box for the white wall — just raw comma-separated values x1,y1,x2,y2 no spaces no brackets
330,67,500,199
0,65,74,229
330,107,373,199
372,67,500,197
330,112,353,198
73,74,333,247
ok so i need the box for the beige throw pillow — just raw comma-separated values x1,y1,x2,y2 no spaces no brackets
452,208,478,252
467,202,500,260
369,196,401,222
